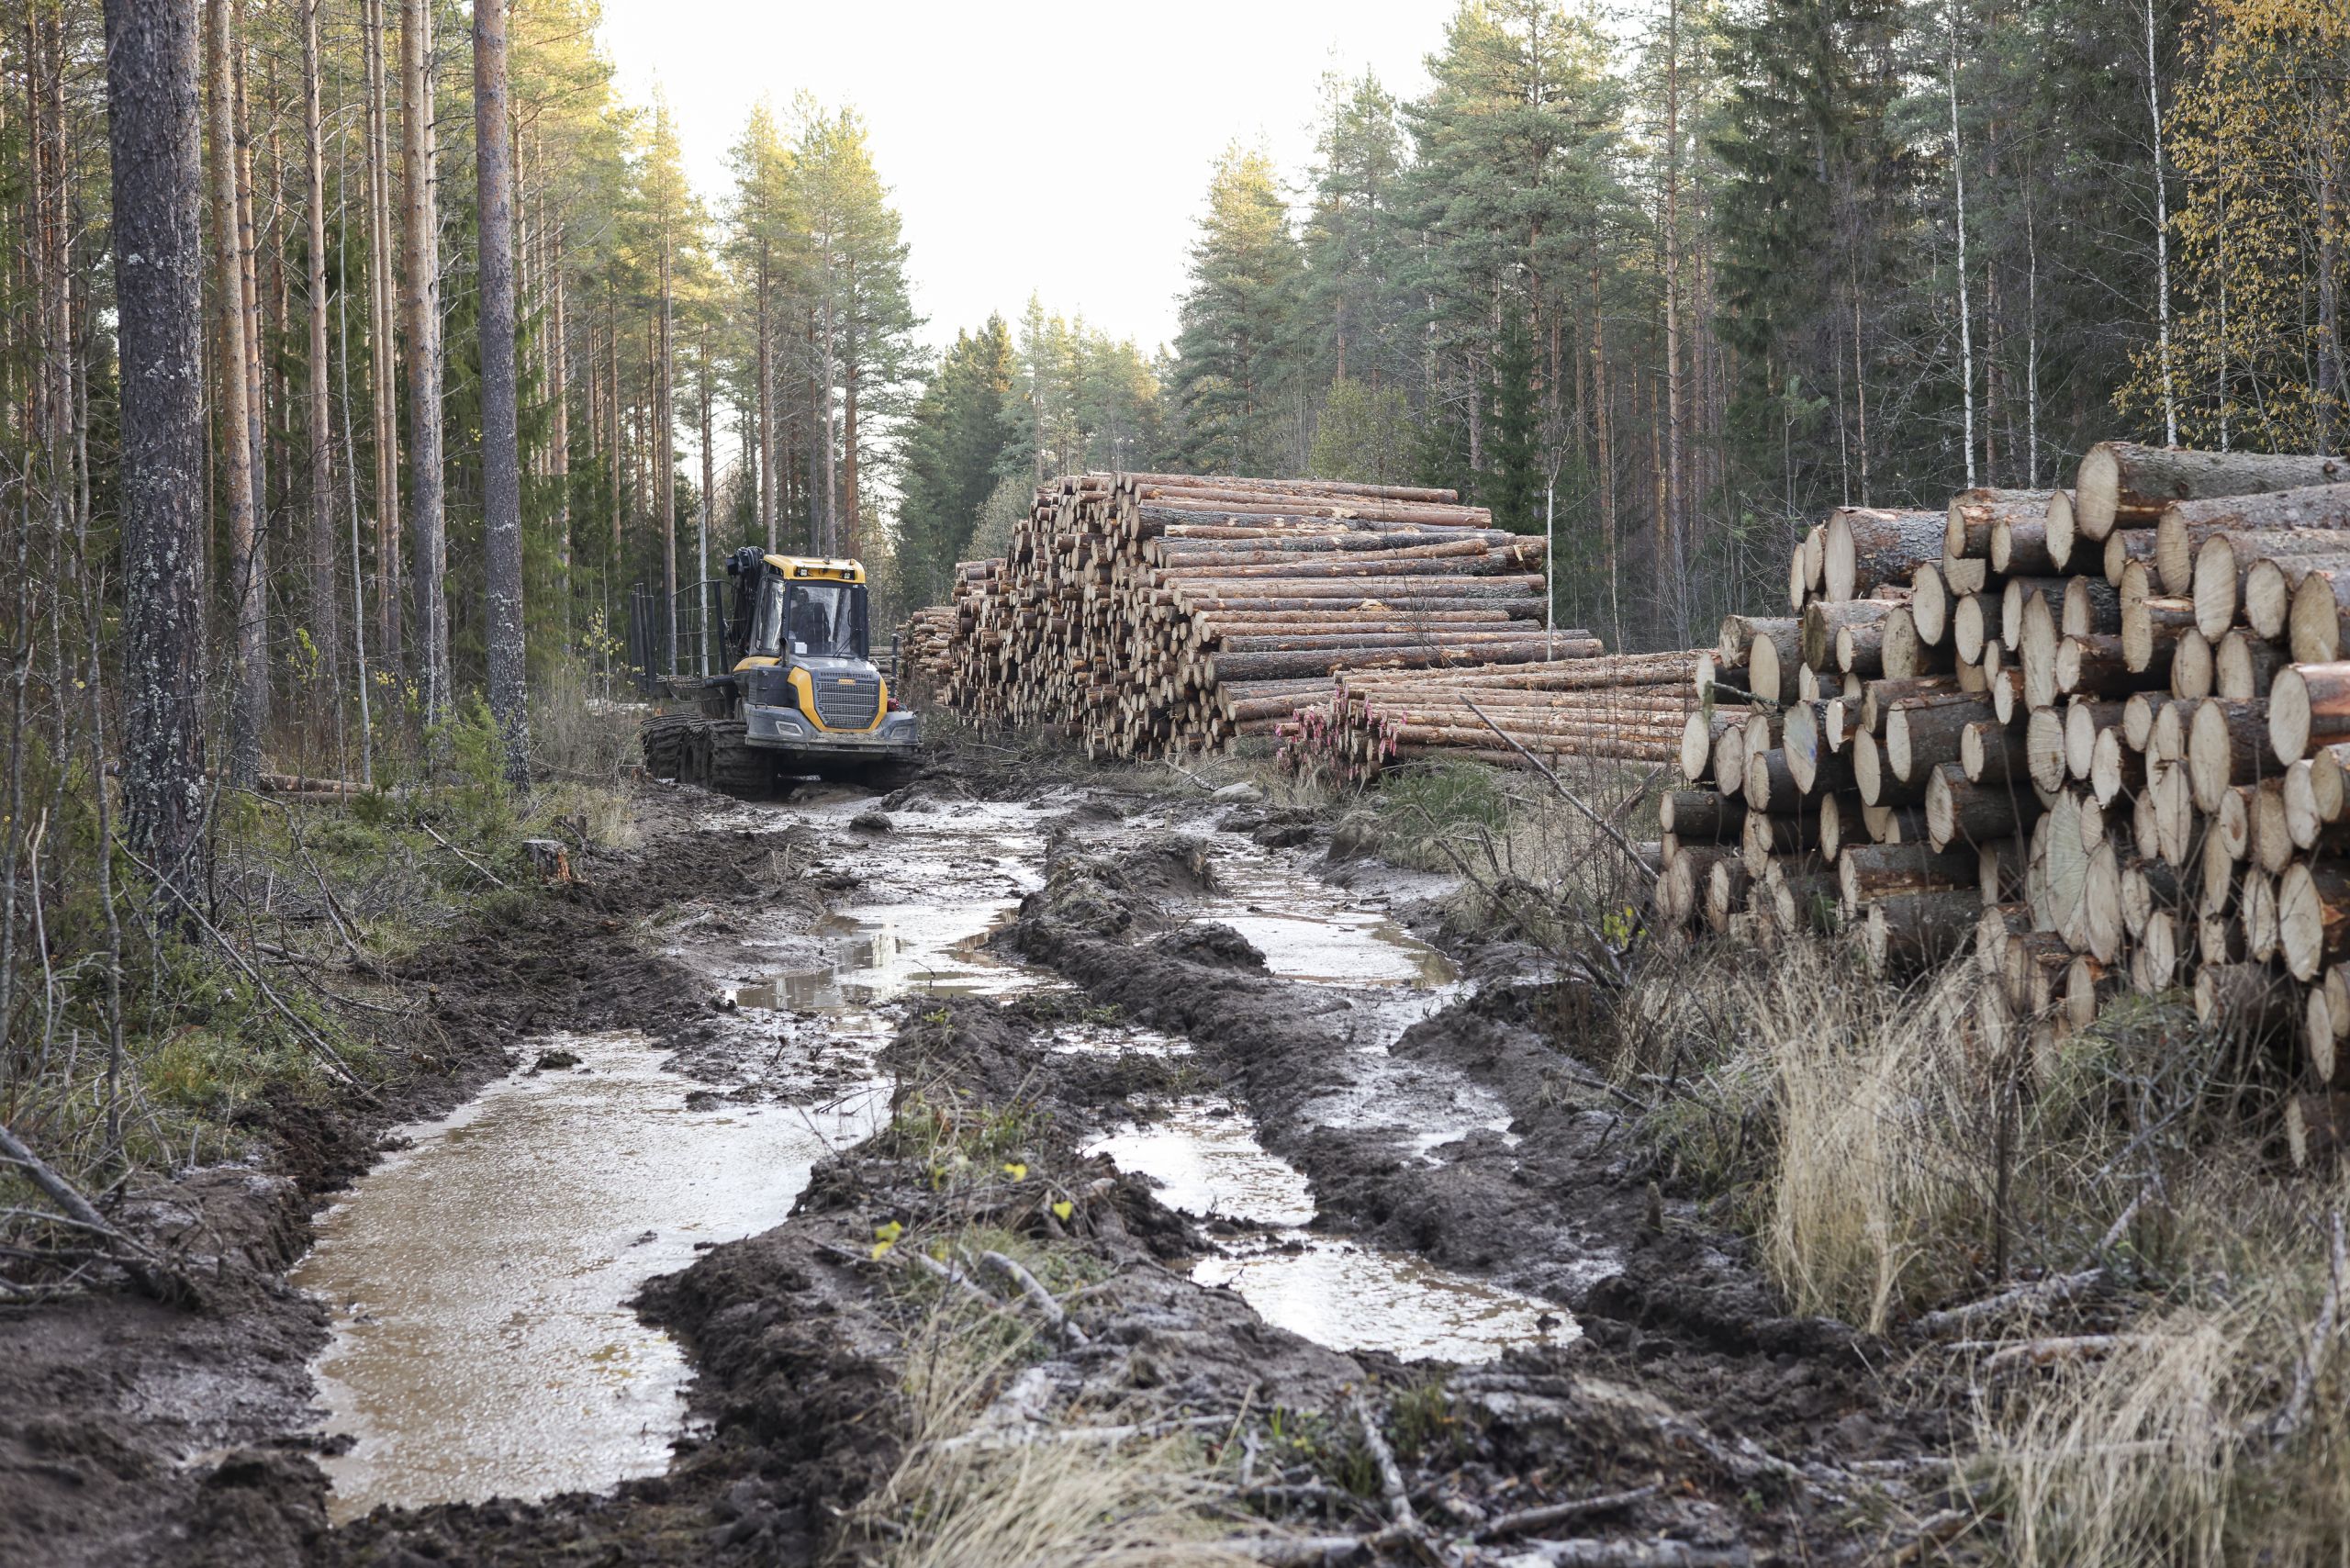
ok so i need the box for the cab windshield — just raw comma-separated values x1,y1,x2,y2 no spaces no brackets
784,582,864,659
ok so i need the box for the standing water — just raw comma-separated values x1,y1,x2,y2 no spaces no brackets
296,788,1568,1519
292,1035,881,1519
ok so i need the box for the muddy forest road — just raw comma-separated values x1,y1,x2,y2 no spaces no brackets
4,743,1955,1567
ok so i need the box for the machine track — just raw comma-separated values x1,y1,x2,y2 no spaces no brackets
640,713,778,799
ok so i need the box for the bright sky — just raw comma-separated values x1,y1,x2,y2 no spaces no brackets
596,1,1450,356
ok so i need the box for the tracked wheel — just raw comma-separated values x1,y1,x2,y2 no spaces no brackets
641,712,695,781
700,721,778,799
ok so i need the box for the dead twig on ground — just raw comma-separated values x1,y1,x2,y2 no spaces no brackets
1915,1268,2105,1337
972,1248,1089,1346
418,821,510,888
1475,1484,1661,1542
0,1121,191,1304
118,840,373,1098
2256,1208,2347,1444
1348,1386,1419,1537
1494,1540,1750,1567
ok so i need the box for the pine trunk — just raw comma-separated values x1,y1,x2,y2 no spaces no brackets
106,0,210,890
300,0,339,728
475,0,525,778
363,0,400,670
400,0,447,719
209,0,263,785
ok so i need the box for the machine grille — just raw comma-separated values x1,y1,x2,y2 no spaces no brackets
813,673,881,729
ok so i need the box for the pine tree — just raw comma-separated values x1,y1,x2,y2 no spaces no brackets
1486,314,1541,533
899,317,1019,601
1169,145,1305,476
105,0,210,889
476,0,527,777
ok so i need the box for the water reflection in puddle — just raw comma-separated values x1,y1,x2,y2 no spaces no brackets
1086,1101,1314,1227
293,1033,882,1520
1088,1097,1567,1363
1197,861,1456,989
1194,1241,1566,1363
732,907,1025,1011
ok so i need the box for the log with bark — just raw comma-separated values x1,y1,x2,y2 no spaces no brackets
2077,442,2350,543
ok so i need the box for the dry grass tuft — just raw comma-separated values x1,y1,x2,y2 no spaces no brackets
1979,1306,2242,1568
859,1233,1256,1568
1616,937,2350,1566
1758,955,1987,1333
1975,1175,2350,1568
1618,941,1991,1329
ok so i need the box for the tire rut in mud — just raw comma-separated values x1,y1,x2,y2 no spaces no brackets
996,825,1958,1554
0,787,833,1568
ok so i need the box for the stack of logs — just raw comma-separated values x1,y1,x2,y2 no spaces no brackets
1272,651,1704,785
923,473,1566,757
1660,440,2350,1146
895,595,965,683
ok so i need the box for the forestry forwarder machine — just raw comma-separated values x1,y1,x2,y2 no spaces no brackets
641,549,920,797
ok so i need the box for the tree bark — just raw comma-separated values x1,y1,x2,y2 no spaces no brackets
2079,442,2350,543
756,232,775,550
1822,507,1942,601
106,0,210,891
208,0,263,785
362,0,400,670
843,328,861,560
300,0,339,734
400,0,448,721
475,0,525,778
550,217,570,616
659,213,676,667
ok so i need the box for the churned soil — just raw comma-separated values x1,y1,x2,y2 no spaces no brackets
0,788,799,1568
3,741,1966,1567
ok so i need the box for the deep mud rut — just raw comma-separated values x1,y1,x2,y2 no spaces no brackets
1,749,1963,1567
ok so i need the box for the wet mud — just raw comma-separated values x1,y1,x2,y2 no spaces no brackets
2,744,1960,1566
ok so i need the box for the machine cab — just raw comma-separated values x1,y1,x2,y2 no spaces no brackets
746,564,869,666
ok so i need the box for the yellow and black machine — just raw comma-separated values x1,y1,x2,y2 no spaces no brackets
641,548,920,795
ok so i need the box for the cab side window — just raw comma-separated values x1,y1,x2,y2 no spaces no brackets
751,581,784,655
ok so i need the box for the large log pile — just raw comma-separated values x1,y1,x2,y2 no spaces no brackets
923,473,1564,757
1661,440,2350,1141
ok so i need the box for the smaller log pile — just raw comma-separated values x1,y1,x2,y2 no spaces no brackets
896,599,964,683
1657,440,2350,1159
1273,651,1706,785
922,473,1563,756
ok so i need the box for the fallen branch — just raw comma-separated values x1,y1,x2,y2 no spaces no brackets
1502,1543,1750,1568
930,1412,1232,1454
1348,1387,1417,1535
1219,1534,1377,1566
1915,1269,2104,1337
974,1248,1089,1346
1476,1484,1660,1542
1950,1335,2146,1374
117,839,373,1098
0,1121,189,1305
419,822,510,889
2258,1209,2346,1445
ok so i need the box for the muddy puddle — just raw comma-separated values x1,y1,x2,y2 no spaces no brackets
1084,1094,1566,1363
293,1032,883,1521
296,786,1561,1519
